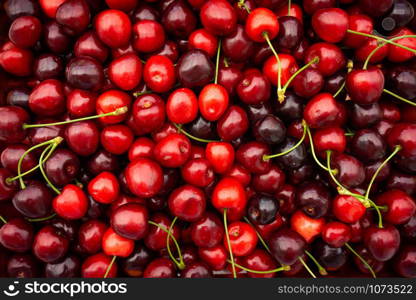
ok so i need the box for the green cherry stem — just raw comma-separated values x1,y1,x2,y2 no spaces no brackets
226,260,290,274
148,220,185,270
263,120,307,161
0,215,7,224
173,123,218,143
333,60,353,98
304,250,328,276
298,256,317,278
263,32,283,102
166,216,185,270
214,39,221,84
27,214,57,223
383,89,416,106
243,217,271,254
39,143,61,195
133,91,151,97
347,29,416,55
287,0,292,16
22,106,128,129
363,34,416,70
345,242,376,278
237,0,251,13
224,209,237,279
104,255,117,278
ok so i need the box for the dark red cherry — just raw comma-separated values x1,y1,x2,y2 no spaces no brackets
236,141,271,174
12,182,53,218
81,253,117,278
247,194,279,225
33,225,69,263
177,50,214,88
101,124,134,155
296,181,330,219
153,133,191,168
4,0,40,20
200,0,237,36
292,69,324,98
143,257,175,278
303,0,336,15
312,8,349,43
181,158,215,188
29,79,65,117
268,228,306,266
8,16,41,48
125,158,163,198
364,225,400,262
0,218,33,252
74,31,109,62
252,165,285,194
387,123,416,157
222,25,255,63
236,71,271,106
121,244,153,277
351,129,386,162
0,168,18,201
43,21,70,54
56,0,90,36
377,190,416,225
34,54,64,81
330,153,365,188
111,203,149,240
394,246,416,278
132,93,165,135
145,213,180,251
191,212,224,248
45,148,80,186
181,261,211,278
45,255,80,278
168,184,206,222
7,254,38,278
217,105,249,141
78,220,107,254
162,0,197,38
0,46,33,77
64,121,99,156
1,144,37,174
94,9,132,49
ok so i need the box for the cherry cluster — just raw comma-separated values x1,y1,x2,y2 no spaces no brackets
0,0,416,278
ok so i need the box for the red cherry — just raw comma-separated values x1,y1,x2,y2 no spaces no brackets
128,137,155,161
303,93,343,128
388,28,416,63
181,158,215,187
145,213,181,251
75,31,109,62
236,141,272,174
33,225,69,263
206,142,235,174
224,221,258,257
125,158,163,198
167,88,198,124
364,225,400,262
82,253,117,278
377,190,416,225
346,68,385,105
263,53,299,87
102,228,134,257
94,9,132,49
236,71,271,105
55,0,90,36
88,172,120,204
333,194,366,223
312,8,349,43
64,121,100,156
198,245,227,270
191,212,224,248
111,203,149,240
303,0,336,15
143,55,176,93
386,123,416,157
53,184,88,220
29,79,65,117
143,258,175,278
242,249,277,278
108,53,142,91
8,16,42,48
245,8,279,42
101,124,133,155
212,177,247,212
313,126,347,154
200,0,237,36
290,210,325,243
304,42,346,76
225,164,251,187
217,105,249,141
168,184,206,222
153,133,191,168
0,106,29,144
78,220,107,254
322,221,351,247
133,20,165,53
355,38,389,64
198,84,229,122
96,90,130,124
343,14,373,48
132,93,166,135
188,29,218,57
0,218,33,253
67,89,97,118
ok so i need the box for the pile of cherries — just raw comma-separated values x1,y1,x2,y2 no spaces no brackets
1,0,416,278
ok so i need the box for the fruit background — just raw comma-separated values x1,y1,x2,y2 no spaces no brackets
0,0,416,278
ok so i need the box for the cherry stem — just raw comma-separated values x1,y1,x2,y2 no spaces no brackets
263,32,283,102
173,123,217,143
304,250,328,276
384,89,416,106
333,60,353,98
345,242,376,278
227,260,290,274
22,106,128,129
0,215,7,224
166,216,185,270
27,214,56,223
326,150,372,208
39,143,61,195
243,217,271,254
237,0,251,13
104,255,117,278
287,0,292,16
298,256,317,278
363,34,416,70
263,120,307,161
305,124,338,175
148,220,185,270
224,209,237,279
133,91,151,97
347,29,416,55
223,57,229,68
214,39,221,85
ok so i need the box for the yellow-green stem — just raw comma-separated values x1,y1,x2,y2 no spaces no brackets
224,209,237,278
104,255,117,278
345,243,376,278
384,89,416,106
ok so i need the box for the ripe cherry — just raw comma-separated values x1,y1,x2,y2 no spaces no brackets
198,245,227,270
29,79,65,117
212,177,247,212
67,89,96,118
191,212,224,248
168,184,206,222
313,126,347,155
128,137,155,161
8,16,41,48
53,184,88,220
0,218,33,253
303,93,343,128
33,225,69,263
143,55,176,93
88,172,120,204
268,228,306,266
200,0,237,36
206,142,234,174
199,84,229,122
304,43,346,76
236,141,271,174
167,88,198,124
82,253,117,278
143,257,175,278
78,220,107,254
377,189,416,225
102,228,134,257
145,213,180,251
153,133,191,168
64,121,99,156
125,158,163,198
189,29,218,57
245,8,279,42
387,123,416,157
101,124,134,155
181,158,215,187
236,71,271,105
108,54,142,91
133,20,165,53
96,90,130,124
344,14,374,48
39,0,66,18
224,221,258,257
322,222,351,247
55,0,90,36
346,68,385,105
364,225,400,262
94,9,132,48
74,31,109,63
111,203,149,240
263,53,299,88
132,93,165,135
312,8,349,43
290,210,325,243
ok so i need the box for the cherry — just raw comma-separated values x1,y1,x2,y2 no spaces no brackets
96,90,130,125
8,16,41,48
387,28,416,63
102,227,134,258
303,93,343,128
82,253,117,278
0,168,19,201
355,38,389,64
43,21,71,54
376,190,416,225
394,246,416,278
52,184,88,220
236,141,271,174
312,240,347,272
290,210,325,243
108,54,142,91
29,79,65,116
359,0,394,17
4,0,40,20
303,0,336,15
143,257,175,278
12,181,53,219
33,225,69,263
45,255,80,278
7,254,38,278
143,55,176,93
190,212,224,248
200,0,236,36
349,102,382,129
322,222,351,247
247,194,279,225
33,54,64,81
78,220,107,254
199,245,227,270
128,137,155,161
168,184,206,222
88,172,120,204
64,121,99,156
212,177,247,212
206,142,234,174
189,29,218,58
145,213,180,251
296,181,331,219
312,8,349,43
330,153,366,188
222,25,255,63
177,50,214,88
242,249,278,278
1,144,37,174
344,14,374,48
351,129,386,162
236,71,271,105
0,218,33,252
133,20,165,53
304,43,346,76
181,261,211,278
263,53,299,89
56,0,90,36
94,9,132,49
65,57,104,92
268,228,306,266
217,105,249,141
181,158,215,188
39,0,65,18
346,68,385,105
87,150,119,175
252,164,285,194
101,125,134,155
387,123,416,157
292,69,324,98
121,244,153,277
224,221,258,257
153,133,191,168
364,225,400,262
111,203,148,240
74,31,109,63
167,88,198,124
125,158,163,198
132,93,165,135
245,8,279,42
